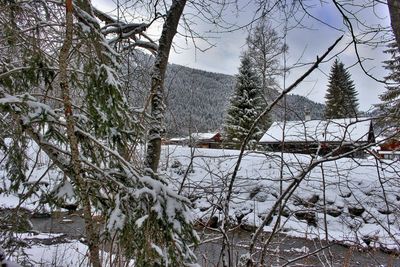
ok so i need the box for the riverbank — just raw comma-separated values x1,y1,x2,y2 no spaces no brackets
26,211,400,266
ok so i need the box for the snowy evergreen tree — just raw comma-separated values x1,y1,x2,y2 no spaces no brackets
0,1,197,266
324,59,359,119
224,53,265,149
377,40,400,131
243,19,281,142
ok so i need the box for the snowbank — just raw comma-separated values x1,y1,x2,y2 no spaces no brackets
162,145,400,250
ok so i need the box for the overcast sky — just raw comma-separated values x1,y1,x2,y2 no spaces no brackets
93,0,393,111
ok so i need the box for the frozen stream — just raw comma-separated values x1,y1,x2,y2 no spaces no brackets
30,213,400,266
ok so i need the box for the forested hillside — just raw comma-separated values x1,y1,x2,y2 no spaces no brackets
164,64,326,136
125,52,326,136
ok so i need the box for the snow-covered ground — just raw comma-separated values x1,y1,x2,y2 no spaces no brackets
2,233,134,266
161,145,400,250
1,144,399,264
10,234,87,266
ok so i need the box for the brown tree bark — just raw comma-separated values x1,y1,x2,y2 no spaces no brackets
145,0,187,173
388,0,400,49
59,1,101,266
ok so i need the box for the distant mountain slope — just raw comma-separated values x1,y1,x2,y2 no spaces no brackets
164,64,325,136
164,65,235,136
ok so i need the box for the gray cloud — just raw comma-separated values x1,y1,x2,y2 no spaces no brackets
93,0,392,111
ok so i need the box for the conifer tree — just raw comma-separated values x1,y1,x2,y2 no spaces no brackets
377,40,400,129
324,59,359,119
224,53,265,149
244,19,281,138
0,1,197,266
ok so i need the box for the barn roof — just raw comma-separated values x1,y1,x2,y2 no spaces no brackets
259,118,373,144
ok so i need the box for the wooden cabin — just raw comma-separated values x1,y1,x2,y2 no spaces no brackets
259,118,375,157
189,132,222,149
378,139,400,160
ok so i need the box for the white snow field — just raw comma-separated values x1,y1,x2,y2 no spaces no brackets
161,145,400,250
1,144,399,265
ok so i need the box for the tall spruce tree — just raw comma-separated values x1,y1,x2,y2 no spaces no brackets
224,53,265,149
245,19,281,133
377,40,400,129
324,59,359,119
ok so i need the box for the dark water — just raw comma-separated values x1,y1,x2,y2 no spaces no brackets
31,212,86,240
30,213,400,267
194,229,400,266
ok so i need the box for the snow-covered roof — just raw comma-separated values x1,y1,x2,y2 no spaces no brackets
169,137,187,142
190,132,219,140
259,118,373,144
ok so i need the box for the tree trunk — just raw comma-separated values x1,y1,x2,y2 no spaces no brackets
145,0,187,173
388,0,400,49
59,1,101,266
